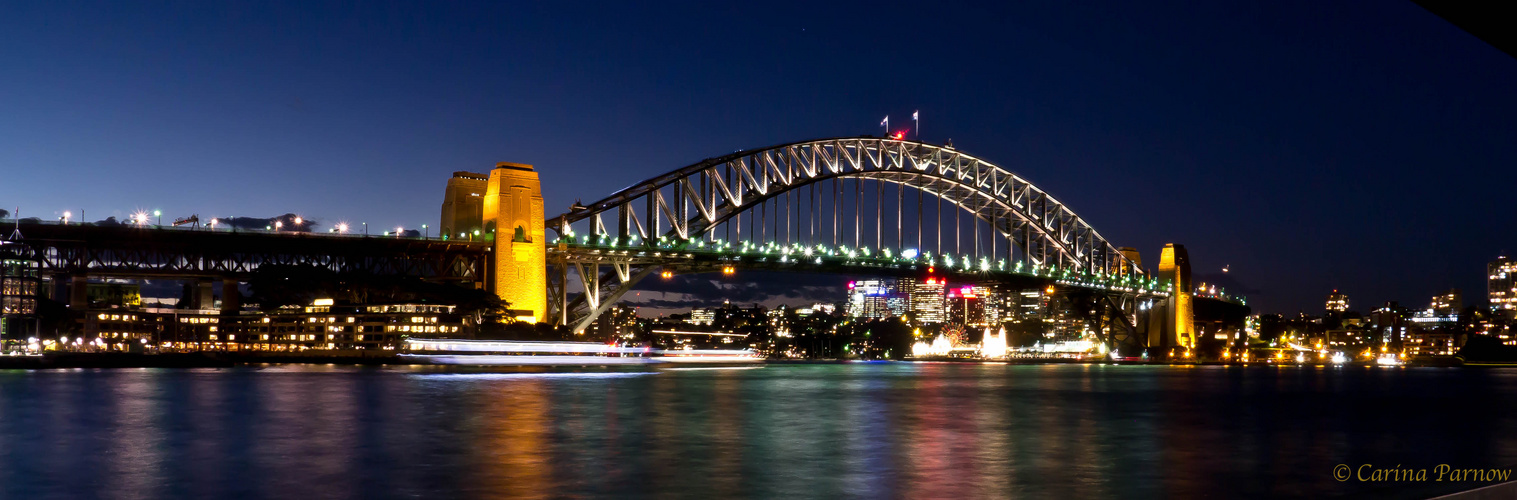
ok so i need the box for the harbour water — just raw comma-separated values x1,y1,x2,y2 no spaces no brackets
2,363,1514,499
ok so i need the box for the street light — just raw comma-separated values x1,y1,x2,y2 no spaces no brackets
362,222,367,235
422,224,428,239
336,223,348,234
395,226,403,238
154,210,162,226
62,211,71,224
274,221,283,231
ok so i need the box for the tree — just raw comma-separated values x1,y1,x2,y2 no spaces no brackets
869,318,914,360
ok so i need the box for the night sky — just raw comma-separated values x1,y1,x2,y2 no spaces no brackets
3,1,1513,315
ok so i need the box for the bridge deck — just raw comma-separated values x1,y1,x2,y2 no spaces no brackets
5,221,491,281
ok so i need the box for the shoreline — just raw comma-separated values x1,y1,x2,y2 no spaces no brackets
0,352,1500,370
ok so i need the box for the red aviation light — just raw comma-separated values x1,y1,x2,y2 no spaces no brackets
893,131,906,140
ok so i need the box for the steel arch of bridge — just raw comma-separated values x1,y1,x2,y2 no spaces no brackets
547,137,1137,274
544,137,1150,336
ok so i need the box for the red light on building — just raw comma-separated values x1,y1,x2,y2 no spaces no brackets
892,131,906,140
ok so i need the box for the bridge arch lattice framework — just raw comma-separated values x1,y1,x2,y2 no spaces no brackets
544,137,1147,337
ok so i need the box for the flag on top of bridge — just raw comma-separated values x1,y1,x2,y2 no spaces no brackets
913,110,919,138
880,116,888,128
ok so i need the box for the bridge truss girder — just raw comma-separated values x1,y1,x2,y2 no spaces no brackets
1064,289,1152,355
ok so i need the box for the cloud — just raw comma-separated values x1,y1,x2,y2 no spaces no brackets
216,213,322,232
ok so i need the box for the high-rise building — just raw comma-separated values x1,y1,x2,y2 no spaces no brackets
980,285,1008,324
946,285,987,326
846,280,897,319
439,171,489,240
589,305,641,340
1491,256,1517,318
1371,302,1409,345
1326,290,1349,313
902,277,947,324
1431,289,1462,316
1017,288,1046,320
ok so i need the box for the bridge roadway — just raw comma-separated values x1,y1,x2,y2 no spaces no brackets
549,235,1172,296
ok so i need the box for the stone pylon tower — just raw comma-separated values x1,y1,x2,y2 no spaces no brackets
1147,243,1195,350
483,162,546,322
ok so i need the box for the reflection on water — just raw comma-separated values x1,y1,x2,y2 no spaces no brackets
3,364,1516,499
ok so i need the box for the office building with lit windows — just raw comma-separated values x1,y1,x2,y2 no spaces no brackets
1491,256,1517,319
901,277,947,324
1326,290,1349,313
846,279,897,319
1431,289,1463,316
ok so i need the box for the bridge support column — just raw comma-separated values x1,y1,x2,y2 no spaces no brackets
485,162,546,323
69,275,88,310
51,276,69,304
1146,244,1195,356
197,279,214,310
181,280,215,310
221,279,241,313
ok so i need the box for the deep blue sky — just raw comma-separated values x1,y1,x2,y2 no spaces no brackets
3,1,1513,314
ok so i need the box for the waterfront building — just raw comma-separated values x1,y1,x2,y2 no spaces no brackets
63,299,467,353
1370,302,1410,346
1406,328,1463,356
0,242,40,340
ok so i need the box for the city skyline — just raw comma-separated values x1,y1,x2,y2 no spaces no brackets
4,2,1515,314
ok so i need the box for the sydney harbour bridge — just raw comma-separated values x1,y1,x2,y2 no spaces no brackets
2,137,1243,355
